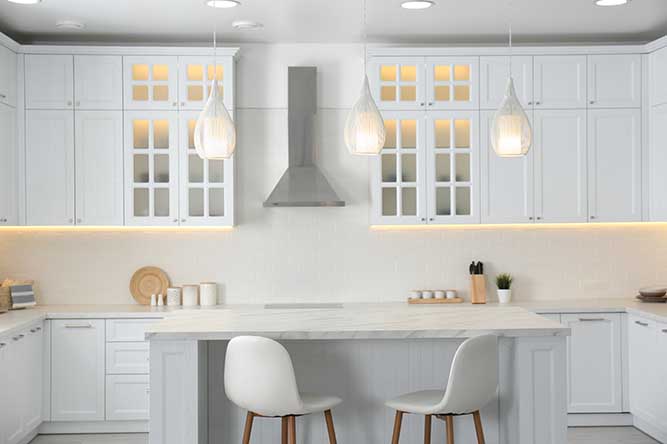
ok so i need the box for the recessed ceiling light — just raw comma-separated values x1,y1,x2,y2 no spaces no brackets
232,20,263,30
594,0,630,5
56,20,85,30
7,0,42,4
206,0,240,8
401,0,435,9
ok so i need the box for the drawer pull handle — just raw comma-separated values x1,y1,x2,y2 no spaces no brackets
578,318,606,322
145,388,151,394
0,93,6,99
662,329,667,334
35,326,41,331
635,321,649,327
0,342,6,348
65,323,93,329
13,334,24,341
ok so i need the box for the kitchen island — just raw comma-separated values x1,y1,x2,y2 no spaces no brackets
146,303,569,444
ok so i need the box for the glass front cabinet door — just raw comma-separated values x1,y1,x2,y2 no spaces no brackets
426,57,479,110
124,56,179,110
178,112,235,226
178,57,234,111
124,111,179,225
369,57,426,111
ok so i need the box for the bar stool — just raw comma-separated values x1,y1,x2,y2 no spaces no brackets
224,336,342,444
385,335,498,444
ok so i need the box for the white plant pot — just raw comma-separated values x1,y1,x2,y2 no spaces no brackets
497,289,512,304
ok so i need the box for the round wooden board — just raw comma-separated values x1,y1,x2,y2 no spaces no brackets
129,266,171,305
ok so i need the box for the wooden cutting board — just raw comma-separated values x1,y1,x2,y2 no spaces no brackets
129,266,170,305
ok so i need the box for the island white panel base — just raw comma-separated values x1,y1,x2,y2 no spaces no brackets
149,337,566,444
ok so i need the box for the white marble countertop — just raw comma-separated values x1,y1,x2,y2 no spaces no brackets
513,298,667,323
144,303,570,340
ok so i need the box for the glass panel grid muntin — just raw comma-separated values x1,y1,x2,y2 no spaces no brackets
432,63,473,104
131,63,171,103
380,117,420,218
185,62,225,104
379,63,419,104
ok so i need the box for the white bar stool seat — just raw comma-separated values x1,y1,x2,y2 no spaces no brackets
385,334,498,444
225,335,342,444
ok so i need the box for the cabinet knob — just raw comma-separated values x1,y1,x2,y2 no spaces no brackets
528,216,533,220
0,343,6,348
590,215,596,220
181,102,185,107
76,218,82,224
428,217,434,221
0,93,6,99
181,218,186,222
68,218,74,224
420,102,425,107
428,102,434,106
420,217,426,222
67,101,72,106
35,326,41,331
173,218,178,223
536,216,542,220
527,101,533,105
76,101,81,107
30,328,36,333
13,334,24,341
535,101,542,105
0,218,7,223
172,102,178,107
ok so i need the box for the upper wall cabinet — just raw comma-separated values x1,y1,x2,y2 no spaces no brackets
651,46,667,107
0,103,17,225
534,55,587,109
425,57,478,110
74,56,123,110
588,55,641,109
650,104,667,221
588,109,641,222
480,56,533,110
369,57,426,111
25,55,74,110
124,56,179,110
0,45,17,107
178,57,234,111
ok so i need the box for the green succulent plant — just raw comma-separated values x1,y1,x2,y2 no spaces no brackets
496,273,513,290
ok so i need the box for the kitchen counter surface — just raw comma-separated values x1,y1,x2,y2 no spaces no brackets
145,303,570,340
514,298,667,322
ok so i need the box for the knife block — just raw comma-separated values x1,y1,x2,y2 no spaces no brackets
470,275,487,304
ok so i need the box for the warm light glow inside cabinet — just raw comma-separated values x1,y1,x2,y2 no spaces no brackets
123,56,179,110
178,56,234,111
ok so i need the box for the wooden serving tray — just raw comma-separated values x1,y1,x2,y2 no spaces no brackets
408,297,463,305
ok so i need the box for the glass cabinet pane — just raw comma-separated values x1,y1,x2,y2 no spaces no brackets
382,188,397,216
188,86,203,101
382,154,397,182
209,160,224,183
133,86,149,101
154,155,169,183
436,188,451,215
435,120,451,148
381,86,396,101
454,65,470,81
134,188,149,217
154,120,169,148
435,153,451,182
154,189,169,217
133,120,149,148
189,188,204,217
430,61,474,106
455,187,471,215
380,65,397,81
209,188,225,217
187,64,203,81
384,120,397,148
402,188,417,216
207,65,224,81
400,66,416,81
189,155,204,183
401,120,416,148
134,155,149,183
400,86,416,101
434,65,450,81
401,153,417,182
153,65,169,81
153,85,168,101
132,64,149,81
455,153,470,182
454,120,470,148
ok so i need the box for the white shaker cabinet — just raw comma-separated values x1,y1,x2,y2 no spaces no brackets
0,104,17,226
628,316,658,425
534,56,587,109
649,104,667,221
588,109,642,222
51,320,105,422
588,55,641,109
479,56,533,109
0,45,17,107
561,314,623,413
480,110,534,224
74,111,124,225
25,55,74,110
178,56,234,111
74,55,123,110
425,57,479,110
650,46,667,107
533,109,588,223
25,110,75,226
123,56,179,110
106,375,150,421
369,57,426,111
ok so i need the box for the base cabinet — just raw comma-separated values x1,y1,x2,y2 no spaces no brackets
106,375,150,421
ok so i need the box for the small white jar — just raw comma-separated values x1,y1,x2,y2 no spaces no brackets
409,290,423,299
497,289,512,304
182,285,199,307
199,282,218,306
446,290,457,299
422,290,434,299
166,287,182,306
434,290,445,299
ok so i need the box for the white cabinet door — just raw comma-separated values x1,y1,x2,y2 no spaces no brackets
3,332,24,444
75,110,124,225
25,55,74,110
425,57,478,110
369,57,426,111
480,110,534,224
25,110,75,226
534,56,587,109
588,55,640,109
74,55,123,110
106,342,150,374
178,111,234,226
178,56,234,111
534,109,587,223
24,324,43,431
0,45,17,107
123,56,179,110
0,104,17,225
371,111,427,224
106,375,150,421
480,56,533,110
124,111,180,225
0,335,12,444
561,314,623,413
588,109,641,222
649,104,667,221
425,111,480,223
51,319,105,422
650,46,667,107
656,322,667,429
628,316,657,424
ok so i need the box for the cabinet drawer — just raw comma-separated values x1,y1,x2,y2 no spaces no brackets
106,319,158,342
106,342,149,374
105,374,149,421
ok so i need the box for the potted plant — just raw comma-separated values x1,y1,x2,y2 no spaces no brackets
495,273,513,304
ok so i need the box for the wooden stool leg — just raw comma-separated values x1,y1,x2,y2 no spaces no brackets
324,410,338,444
424,415,432,444
445,415,454,444
281,416,288,444
391,411,404,444
288,415,296,444
472,411,485,444
242,412,255,444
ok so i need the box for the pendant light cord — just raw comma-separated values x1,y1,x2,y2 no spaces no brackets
508,0,513,74
363,0,368,76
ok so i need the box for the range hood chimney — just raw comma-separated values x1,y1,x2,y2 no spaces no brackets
263,67,345,207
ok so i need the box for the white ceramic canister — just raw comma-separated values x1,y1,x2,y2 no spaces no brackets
422,290,434,299
199,282,218,306
446,289,457,299
434,290,445,299
497,289,512,304
182,285,199,307
166,287,182,306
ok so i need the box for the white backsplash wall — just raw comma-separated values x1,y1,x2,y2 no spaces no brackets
0,43,665,305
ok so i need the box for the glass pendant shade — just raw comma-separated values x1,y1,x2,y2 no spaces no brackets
194,78,236,159
345,75,386,156
491,77,532,157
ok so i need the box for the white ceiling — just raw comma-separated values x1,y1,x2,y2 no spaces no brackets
1,0,666,45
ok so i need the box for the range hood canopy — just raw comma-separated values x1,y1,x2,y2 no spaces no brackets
263,67,345,207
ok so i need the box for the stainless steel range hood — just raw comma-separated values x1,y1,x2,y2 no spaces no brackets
263,67,345,207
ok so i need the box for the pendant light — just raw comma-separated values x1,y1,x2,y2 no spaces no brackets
344,0,386,156
194,31,236,160
491,25,532,158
